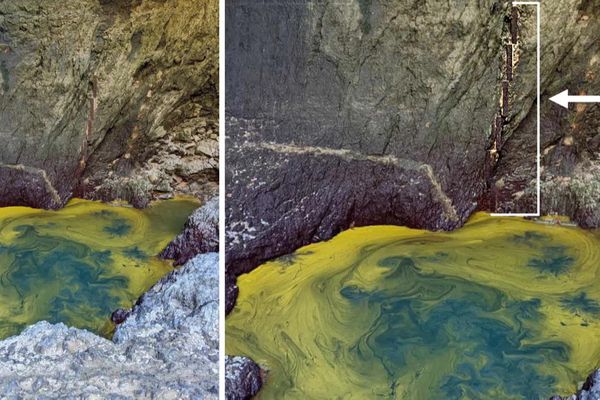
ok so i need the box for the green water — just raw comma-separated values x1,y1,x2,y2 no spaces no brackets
226,213,600,399
0,198,198,339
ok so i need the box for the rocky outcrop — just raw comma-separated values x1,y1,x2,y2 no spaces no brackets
226,271,239,315
161,196,219,265
225,0,600,302
551,370,600,400
483,1,600,226
226,0,505,280
0,253,219,399
225,356,263,400
0,0,218,209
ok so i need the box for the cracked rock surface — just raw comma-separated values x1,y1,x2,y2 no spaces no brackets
482,0,600,225
225,356,262,400
161,196,219,265
0,0,218,208
0,252,219,399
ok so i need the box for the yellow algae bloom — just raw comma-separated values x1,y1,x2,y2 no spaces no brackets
0,197,198,339
227,213,600,399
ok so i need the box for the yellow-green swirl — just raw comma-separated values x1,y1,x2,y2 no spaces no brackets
0,198,198,339
227,213,600,399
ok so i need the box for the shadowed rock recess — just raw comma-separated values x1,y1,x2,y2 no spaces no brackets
0,0,218,208
226,0,600,397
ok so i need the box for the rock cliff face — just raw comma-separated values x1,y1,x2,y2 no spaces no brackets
225,0,600,288
485,0,600,226
226,1,503,261
0,0,218,208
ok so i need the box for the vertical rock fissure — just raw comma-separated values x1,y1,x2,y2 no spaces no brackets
484,6,521,210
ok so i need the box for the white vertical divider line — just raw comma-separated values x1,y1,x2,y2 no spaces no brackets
218,0,225,397
491,1,541,217
536,1,541,216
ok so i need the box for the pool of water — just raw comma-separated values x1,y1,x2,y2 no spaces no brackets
226,213,600,399
0,197,198,339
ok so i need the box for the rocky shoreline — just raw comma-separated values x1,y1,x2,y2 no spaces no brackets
551,370,600,400
225,1,600,397
225,0,600,310
1,0,220,398
0,198,219,398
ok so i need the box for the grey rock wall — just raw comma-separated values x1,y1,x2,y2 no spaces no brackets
226,0,507,278
0,0,218,208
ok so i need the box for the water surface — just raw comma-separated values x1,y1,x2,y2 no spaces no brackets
0,198,198,339
226,213,600,399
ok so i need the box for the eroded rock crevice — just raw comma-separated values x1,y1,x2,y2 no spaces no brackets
483,0,600,224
